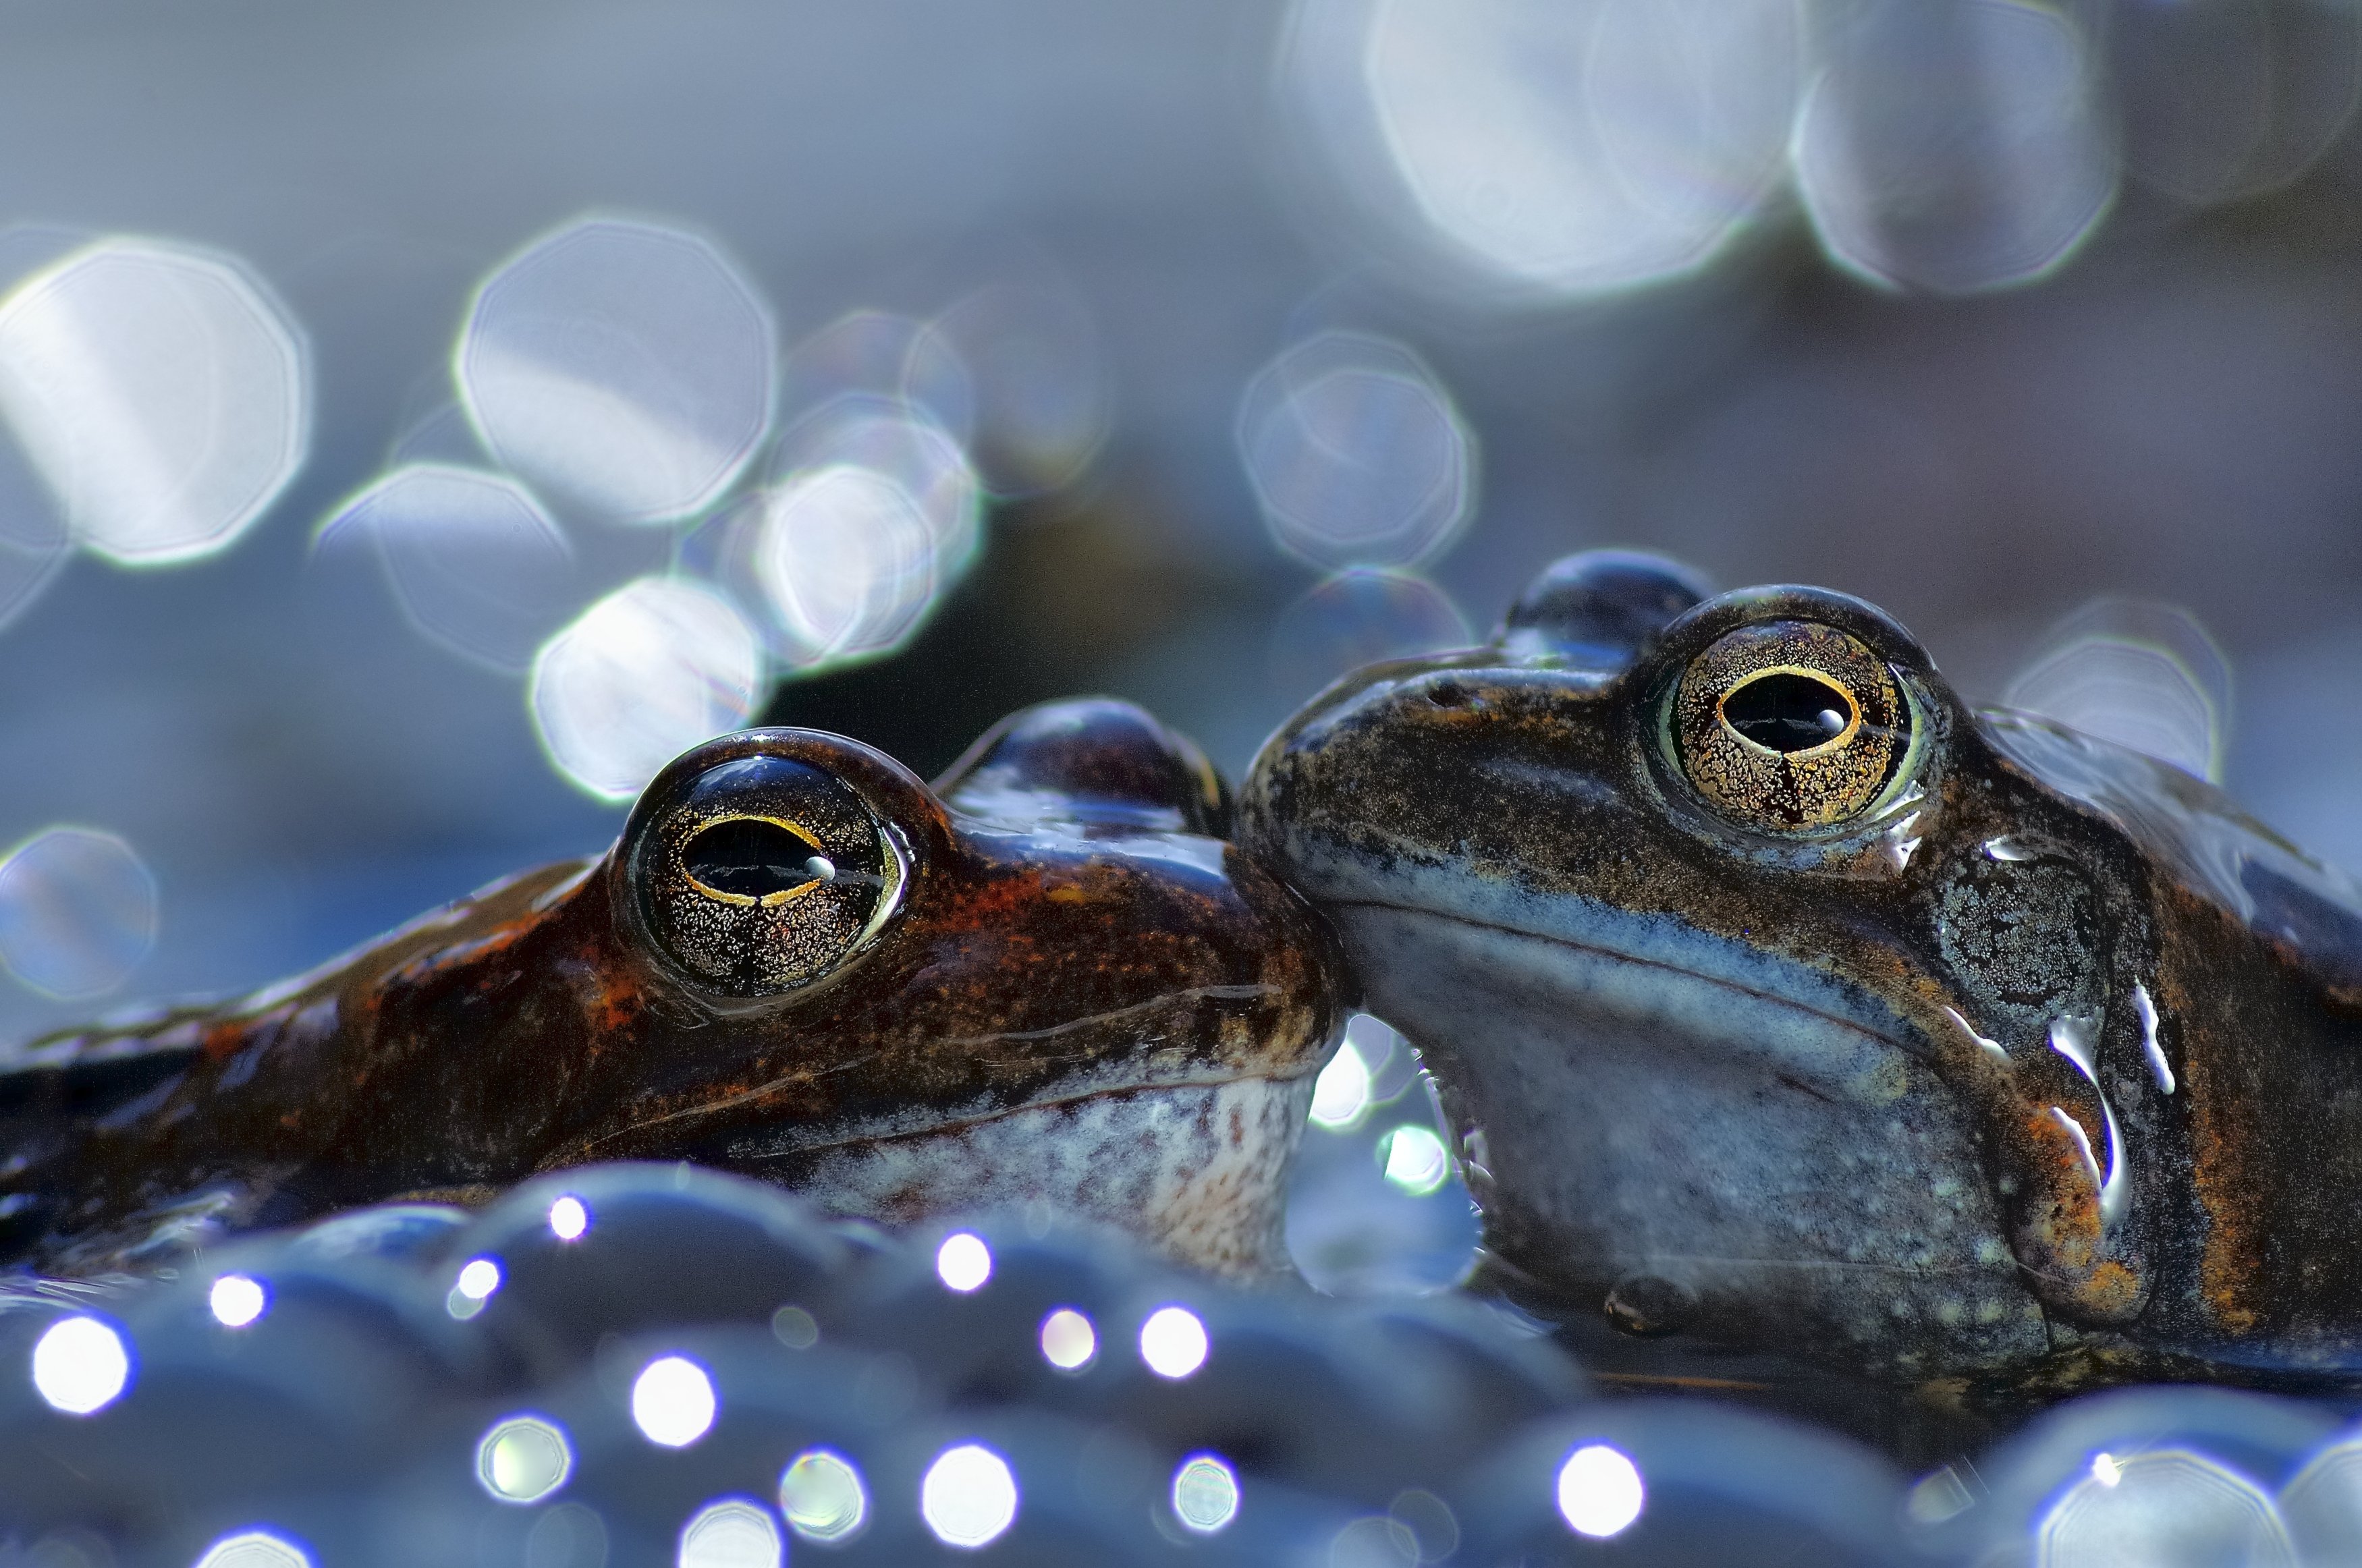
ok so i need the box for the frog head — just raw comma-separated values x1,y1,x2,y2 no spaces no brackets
1241,553,2183,1377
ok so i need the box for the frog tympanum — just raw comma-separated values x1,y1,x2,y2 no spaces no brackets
1242,551,2362,1392
1,699,1342,1281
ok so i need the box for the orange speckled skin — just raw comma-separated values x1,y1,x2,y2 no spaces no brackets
0,701,1342,1276
1242,562,2362,1393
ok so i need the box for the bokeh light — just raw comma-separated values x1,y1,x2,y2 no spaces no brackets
2110,0,2361,207
2002,597,2231,783
746,465,941,666
0,827,159,998
314,464,577,674
678,1499,781,1568
447,1255,501,1319
1556,1444,1645,1539
921,1443,1019,1548
458,217,775,523
1792,0,2116,294
779,1449,869,1543
0,237,308,565
1379,1124,1452,1196
1309,1036,1374,1131
30,1315,132,1416
770,1306,819,1349
2281,1434,2362,1564
528,1505,608,1568
935,1231,993,1293
1287,1032,1482,1295
0,402,67,632
633,1355,719,1448
779,308,974,444
209,1275,268,1328
1139,1306,1209,1379
925,279,1107,496
190,1530,312,1568
476,1415,574,1504
714,393,979,670
1038,1308,1097,1371
548,1195,590,1241
1238,332,1471,571
1269,568,1472,703
529,576,762,801
1286,0,1801,301
1171,1453,1240,1534
2035,1448,2290,1565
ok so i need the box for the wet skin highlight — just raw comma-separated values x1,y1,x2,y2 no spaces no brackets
1241,551,2362,1399
0,698,1343,1281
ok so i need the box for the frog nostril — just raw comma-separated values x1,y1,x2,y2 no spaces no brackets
1429,679,1470,709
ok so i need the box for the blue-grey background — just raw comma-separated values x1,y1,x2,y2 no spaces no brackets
1,0,2359,1038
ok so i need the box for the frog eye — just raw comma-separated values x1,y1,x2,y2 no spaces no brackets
1668,620,1911,833
635,753,905,997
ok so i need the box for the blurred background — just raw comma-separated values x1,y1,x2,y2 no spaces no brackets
0,0,2357,1037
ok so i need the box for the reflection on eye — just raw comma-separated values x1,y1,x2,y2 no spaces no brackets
677,1498,782,1568
779,1449,869,1543
1670,621,1911,833
476,1414,574,1504
1172,1453,1240,1534
1556,1444,1645,1539
191,1529,313,1568
30,1315,132,1415
921,1444,1020,1548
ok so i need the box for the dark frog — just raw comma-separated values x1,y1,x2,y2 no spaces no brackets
1,699,1342,1281
1241,551,2362,1391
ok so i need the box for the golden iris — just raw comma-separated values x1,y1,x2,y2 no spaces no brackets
1670,621,1908,832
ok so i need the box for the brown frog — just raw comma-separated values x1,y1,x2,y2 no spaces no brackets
1240,551,2362,1396
1,698,1342,1281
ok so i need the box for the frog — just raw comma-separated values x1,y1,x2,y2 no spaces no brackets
1238,550,2362,1395
0,698,1343,1283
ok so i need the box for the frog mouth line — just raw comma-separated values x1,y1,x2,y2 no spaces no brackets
568,981,1307,1163
1323,895,1929,1066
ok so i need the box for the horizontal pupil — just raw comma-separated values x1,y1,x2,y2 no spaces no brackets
1724,672,1852,754
684,819,822,899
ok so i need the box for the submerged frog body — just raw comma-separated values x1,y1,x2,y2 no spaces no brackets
1242,552,2362,1390
2,699,1342,1281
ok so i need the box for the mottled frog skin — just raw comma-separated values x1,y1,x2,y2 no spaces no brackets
1,699,1342,1281
1241,552,2362,1391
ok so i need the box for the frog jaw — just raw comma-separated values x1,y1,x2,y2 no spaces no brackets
734,1075,1314,1283
1312,882,2052,1378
